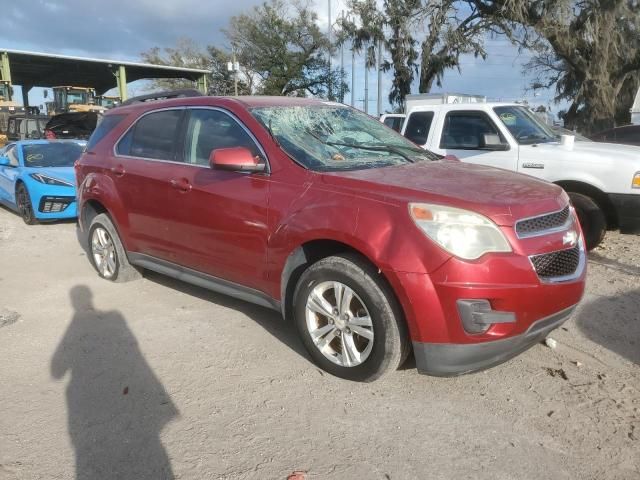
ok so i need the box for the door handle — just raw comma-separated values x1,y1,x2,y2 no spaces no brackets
169,178,192,192
110,165,125,177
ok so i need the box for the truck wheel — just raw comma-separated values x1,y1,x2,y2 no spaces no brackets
88,213,141,282
293,253,409,382
569,192,606,251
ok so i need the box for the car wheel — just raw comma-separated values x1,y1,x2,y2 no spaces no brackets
16,183,38,225
88,213,141,282
569,192,606,251
293,253,409,382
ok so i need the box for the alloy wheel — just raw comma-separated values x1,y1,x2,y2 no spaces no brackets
91,226,117,279
305,281,374,367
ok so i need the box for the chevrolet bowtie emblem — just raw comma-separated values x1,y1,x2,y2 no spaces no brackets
563,230,578,247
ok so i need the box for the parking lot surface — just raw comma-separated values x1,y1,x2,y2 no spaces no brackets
0,206,638,480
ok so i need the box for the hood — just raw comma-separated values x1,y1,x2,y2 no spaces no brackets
320,160,567,227
25,166,76,188
525,140,640,166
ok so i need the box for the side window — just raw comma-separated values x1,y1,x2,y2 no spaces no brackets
6,146,19,167
8,119,17,135
440,112,505,150
125,109,183,160
183,109,262,166
87,114,127,151
404,111,434,145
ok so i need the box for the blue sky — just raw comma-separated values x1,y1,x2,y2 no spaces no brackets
0,0,560,118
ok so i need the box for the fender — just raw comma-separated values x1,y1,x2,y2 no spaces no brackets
78,171,135,251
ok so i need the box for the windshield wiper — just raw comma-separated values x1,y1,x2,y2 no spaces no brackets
305,129,416,163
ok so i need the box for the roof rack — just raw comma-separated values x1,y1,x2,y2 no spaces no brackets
119,89,203,107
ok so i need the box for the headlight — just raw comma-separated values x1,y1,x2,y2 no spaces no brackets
409,203,512,260
632,172,640,189
29,173,73,187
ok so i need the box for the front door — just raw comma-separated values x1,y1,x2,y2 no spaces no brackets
163,107,270,290
0,145,20,204
437,110,517,170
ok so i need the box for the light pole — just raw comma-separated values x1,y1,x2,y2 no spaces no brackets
227,51,239,96
377,39,382,116
351,45,355,107
364,50,369,114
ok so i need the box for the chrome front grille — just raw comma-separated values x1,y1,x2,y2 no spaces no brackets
530,245,581,281
515,206,570,238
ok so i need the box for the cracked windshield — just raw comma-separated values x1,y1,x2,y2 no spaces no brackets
251,104,436,171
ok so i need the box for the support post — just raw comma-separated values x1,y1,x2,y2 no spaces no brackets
22,85,31,107
197,74,208,95
0,52,11,83
116,65,127,101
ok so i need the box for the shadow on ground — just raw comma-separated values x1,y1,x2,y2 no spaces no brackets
575,288,640,365
142,270,311,360
51,285,178,480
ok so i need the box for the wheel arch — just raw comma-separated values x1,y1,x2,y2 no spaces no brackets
554,180,617,228
280,239,405,328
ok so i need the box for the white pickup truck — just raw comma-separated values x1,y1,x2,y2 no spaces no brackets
381,94,640,249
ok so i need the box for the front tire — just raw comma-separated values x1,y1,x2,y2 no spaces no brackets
16,183,38,225
88,213,141,282
293,253,409,382
569,192,606,251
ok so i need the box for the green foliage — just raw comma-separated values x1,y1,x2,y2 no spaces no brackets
339,0,492,107
140,38,249,95
226,0,345,97
471,0,640,133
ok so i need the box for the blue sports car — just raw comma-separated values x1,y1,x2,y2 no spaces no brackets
0,140,86,224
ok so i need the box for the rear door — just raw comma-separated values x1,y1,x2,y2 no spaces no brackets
111,108,187,260
402,110,436,148
436,110,517,170
161,107,270,290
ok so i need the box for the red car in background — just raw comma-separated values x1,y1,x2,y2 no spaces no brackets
75,95,586,381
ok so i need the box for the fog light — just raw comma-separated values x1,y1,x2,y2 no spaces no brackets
457,299,516,334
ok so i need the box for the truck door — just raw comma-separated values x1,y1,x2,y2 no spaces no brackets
436,110,517,170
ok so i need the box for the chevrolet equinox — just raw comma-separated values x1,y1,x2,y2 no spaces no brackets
76,96,586,381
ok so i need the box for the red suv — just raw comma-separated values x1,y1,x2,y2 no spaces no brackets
76,96,586,381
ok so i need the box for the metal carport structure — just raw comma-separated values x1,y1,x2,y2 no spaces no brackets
0,48,210,105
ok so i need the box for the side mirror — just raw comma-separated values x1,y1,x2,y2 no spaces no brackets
482,133,509,151
209,147,265,173
0,156,10,166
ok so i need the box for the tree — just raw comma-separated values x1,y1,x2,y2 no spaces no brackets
225,0,345,97
140,38,249,95
471,0,640,133
339,0,493,107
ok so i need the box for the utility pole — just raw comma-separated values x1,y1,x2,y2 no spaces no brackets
364,53,369,114
351,44,355,107
377,39,382,116
340,10,345,103
233,50,238,96
327,0,332,100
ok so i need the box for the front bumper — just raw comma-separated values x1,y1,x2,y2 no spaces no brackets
609,193,640,234
413,305,576,376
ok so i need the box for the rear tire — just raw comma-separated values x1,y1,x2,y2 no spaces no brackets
569,192,606,251
16,183,38,225
293,253,409,382
88,213,141,282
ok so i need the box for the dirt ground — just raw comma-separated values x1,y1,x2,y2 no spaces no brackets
0,205,638,480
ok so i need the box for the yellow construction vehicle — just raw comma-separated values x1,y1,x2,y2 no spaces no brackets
0,80,26,146
45,86,106,116
96,95,121,109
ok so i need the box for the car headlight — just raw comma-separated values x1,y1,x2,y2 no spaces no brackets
29,173,74,187
409,203,512,260
632,172,640,189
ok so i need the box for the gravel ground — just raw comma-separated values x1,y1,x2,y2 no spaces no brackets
0,205,638,480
